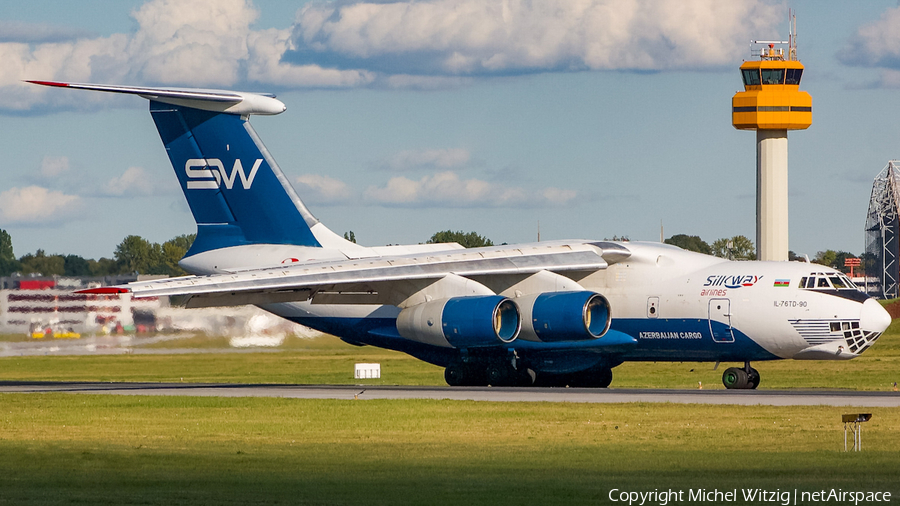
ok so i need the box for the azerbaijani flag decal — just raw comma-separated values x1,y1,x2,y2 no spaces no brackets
774,279,790,287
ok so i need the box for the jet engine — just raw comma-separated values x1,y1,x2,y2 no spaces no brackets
396,295,521,348
517,291,611,342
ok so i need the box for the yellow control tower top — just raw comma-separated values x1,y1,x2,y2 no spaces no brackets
732,41,811,131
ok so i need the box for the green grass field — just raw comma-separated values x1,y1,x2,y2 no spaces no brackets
2,317,899,504
1,395,898,505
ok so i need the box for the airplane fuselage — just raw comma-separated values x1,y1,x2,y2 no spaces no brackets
255,241,888,383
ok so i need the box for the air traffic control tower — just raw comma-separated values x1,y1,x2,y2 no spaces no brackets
733,18,811,261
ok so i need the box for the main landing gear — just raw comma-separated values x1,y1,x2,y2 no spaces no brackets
444,359,534,387
444,358,613,388
722,361,760,390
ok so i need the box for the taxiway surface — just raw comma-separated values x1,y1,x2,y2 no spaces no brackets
2,381,899,407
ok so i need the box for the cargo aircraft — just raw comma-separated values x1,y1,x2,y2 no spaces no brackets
30,81,892,389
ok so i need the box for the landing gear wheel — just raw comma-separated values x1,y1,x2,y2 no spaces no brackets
747,367,760,390
444,362,486,386
487,363,516,387
444,363,467,386
722,367,749,389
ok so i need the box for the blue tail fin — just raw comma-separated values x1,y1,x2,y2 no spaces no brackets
149,101,321,255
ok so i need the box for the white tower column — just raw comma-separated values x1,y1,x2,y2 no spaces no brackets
756,129,789,261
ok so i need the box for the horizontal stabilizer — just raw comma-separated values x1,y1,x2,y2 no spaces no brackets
27,81,285,115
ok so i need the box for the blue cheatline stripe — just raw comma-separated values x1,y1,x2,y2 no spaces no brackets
612,318,779,361
149,101,321,255
285,313,779,364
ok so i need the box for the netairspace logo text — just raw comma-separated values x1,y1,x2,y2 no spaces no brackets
608,488,892,506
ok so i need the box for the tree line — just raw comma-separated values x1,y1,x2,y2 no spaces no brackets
0,229,195,278
664,233,870,275
0,227,870,278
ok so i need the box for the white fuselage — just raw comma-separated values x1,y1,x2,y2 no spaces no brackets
245,242,888,364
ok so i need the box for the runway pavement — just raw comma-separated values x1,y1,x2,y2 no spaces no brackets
2,381,899,406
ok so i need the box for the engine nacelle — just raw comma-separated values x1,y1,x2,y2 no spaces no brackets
517,291,611,342
396,295,521,348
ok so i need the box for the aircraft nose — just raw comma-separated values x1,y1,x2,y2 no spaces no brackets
861,298,892,333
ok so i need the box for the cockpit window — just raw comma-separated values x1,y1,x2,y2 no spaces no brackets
830,276,847,289
800,272,860,291
839,273,858,289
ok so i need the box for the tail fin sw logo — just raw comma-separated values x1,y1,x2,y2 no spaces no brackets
185,158,262,190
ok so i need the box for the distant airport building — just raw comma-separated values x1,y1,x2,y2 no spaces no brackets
865,161,900,299
0,274,158,336
0,274,317,340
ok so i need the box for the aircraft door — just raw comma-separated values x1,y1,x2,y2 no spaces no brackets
708,298,734,343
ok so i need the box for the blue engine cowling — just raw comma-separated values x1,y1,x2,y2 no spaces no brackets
396,295,521,348
517,291,610,342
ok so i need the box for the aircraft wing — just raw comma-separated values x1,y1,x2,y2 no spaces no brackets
80,241,628,307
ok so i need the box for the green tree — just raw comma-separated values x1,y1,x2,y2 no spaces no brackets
427,230,494,248
343,231,356,243
664,234,711,255
0,229,19,276
0,229,14,263
19,250,65,276
114,235,163,274
161,234,195,275
88,257,119,276
711,235,756,260
63,255,92,276
814,250,838,269
815,250,857,273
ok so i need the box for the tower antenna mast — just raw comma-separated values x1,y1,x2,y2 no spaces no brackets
789,9,797,61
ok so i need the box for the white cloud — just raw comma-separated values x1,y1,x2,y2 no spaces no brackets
382,148,471,171
541,187,578,205
1,0,375,111
295,174,355,204
40,155,70,178
246,28,375,87
1,0,783,112
840,6,900,69
126,0,257,86
873,69,900,89
363,170,576,207
103,167,163,196
290,0,781,74
0,186,82,225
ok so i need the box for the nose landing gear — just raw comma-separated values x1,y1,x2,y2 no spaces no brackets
722,361,760,389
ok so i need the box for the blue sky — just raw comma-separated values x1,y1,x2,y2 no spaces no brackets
1,0,900,260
